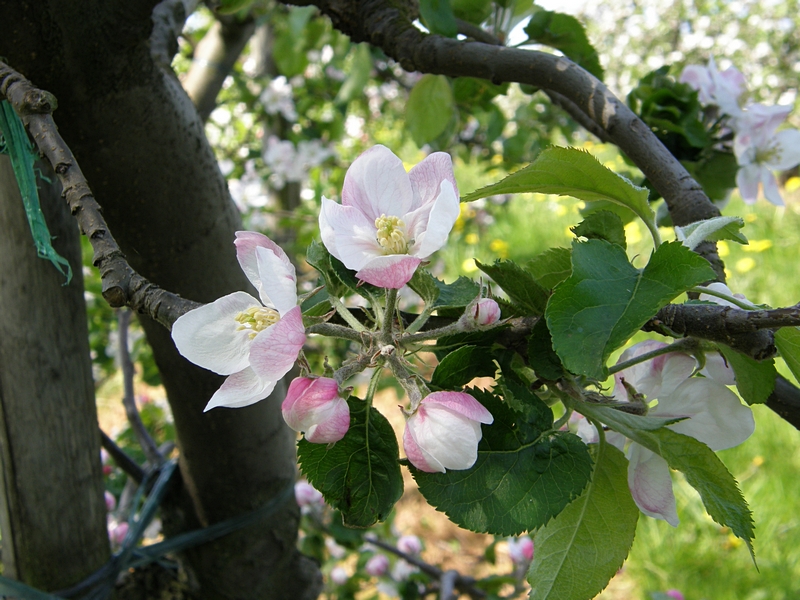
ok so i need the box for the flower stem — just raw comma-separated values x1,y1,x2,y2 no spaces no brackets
688,286,756,310
328,294,368,332
306,322,367,342
386,352,427,411
381,288,399,342
607,337,700,376
364,365,383,408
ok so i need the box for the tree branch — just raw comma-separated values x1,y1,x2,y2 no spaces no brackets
0,61,200,329
767,376,800,430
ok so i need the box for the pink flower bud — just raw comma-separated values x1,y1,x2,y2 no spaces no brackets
104,491,116,512
470,298,501,326
365,554,390,577
330,566,349,585
403,391,493,473
294,481,324,507
396,535,422,555
665,590,685,600
282,377,350,443
109,521,129,546
507,536,534,564
103,464,113,476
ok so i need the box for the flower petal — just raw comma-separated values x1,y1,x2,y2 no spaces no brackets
614,340,695,400
282,377,350,443
305,398,350,443
203,367,278,411
235,231,291,295
700,352,736,386
410,180,460,259
405,404,484,471
760,169,784,206
403,423,444,473
767,129,800,170
319,198,382,271
660,378,754,451
627,443,679,526
422,391,494,424
249,305,306,380
255,246,298,315
736,164,761,204
408,152,459,210
172,291,261,375
341,145,413,221
355,255,423,289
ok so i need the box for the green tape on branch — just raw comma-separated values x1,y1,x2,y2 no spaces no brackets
0,100,72,285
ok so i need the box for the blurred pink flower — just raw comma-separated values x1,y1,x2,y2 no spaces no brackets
319,145,460,289
330,566,349,585
397,534,422,555
294,480,324,507
507,536,534,564
365,554,390,577
680,57,746,116
108,521,129,547
282,377,350,443
665,590,685,600
104,491,116,512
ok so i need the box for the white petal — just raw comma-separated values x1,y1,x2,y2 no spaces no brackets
661,379,754,451
736,164,761,204
171,291,260,375
204,367,278,411
341,145,413,221
760,169,784,206
249,306,306,381
407,404,483,471
700,353,736,386
410,180,460,259
767,129,800,170
627,444,679,526
235,231,291,294
408,152,458,210
255,246,297,315
319,199,383,271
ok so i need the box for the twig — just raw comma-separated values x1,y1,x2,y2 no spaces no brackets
364,535,486,599
439,569,459,600
118,309,164,466
0,61,200,329
100,430,146,484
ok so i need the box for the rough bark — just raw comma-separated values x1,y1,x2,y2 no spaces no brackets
0,156,110,590
0,1,321,597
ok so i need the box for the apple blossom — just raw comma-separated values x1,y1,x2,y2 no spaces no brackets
396,534,422,555
329,566,349,585
467,298,501,326
403,391,493,473
679,57,746,117
171,231,306,411
608,340,754,526
104,490,116,512
507,536,534,565
282,377,350,443
365,553,390,577
319,145,460,289
732,103,800,205
108,520,129,547
294,480,324,507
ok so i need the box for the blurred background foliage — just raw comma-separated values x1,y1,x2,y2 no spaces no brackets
86,0,800,597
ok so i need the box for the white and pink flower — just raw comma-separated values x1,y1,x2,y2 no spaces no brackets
319,145,460,289
584,340,755,526
467,298,501,327
403,391,493,473
171,231,306,411
507,536,534,565
365,553,390,577
282,377,350,443
679,57,746,117
396,535,422,555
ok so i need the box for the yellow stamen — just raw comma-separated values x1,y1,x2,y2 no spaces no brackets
375,214,409,255
235,306,280,338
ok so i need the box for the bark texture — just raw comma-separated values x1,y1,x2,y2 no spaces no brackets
0,1,321,597
0,157,110,590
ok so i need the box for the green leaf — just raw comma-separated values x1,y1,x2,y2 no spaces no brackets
412,391,593,535
571,210,627,249
461,147,657,245
433,275,481,309
719,346,776,405
335,44,373,105
674,216,747,250
406,75,455,147
217,0,255,14
450,0,493,24
546,240,715,379
525,247,572,289
524,10,604,80
298,399,403,528
775,327,800,386
528,443,638,600
477,259,549,316
527,318,566,381
408,268,440,306
306,240,345,297
578,402,755,556
431,345,496,388
419,0,459,37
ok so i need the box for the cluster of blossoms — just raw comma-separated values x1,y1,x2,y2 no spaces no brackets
172,145,499,474
262,136,333,190
680,57,800,205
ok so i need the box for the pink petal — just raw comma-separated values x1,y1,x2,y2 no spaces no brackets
404,404,485,471
319,198,383,271
249,306,306,380
204,367,278,411
355,255,423,289
342,145,414,222
408,152,459,210
679,65,713,104
627,444,679,526
614,341,694,400
403,418,444,473
235,231,291,294
305,398,350,443
282,378,350,443
410,181,460,259
255,246,298,315
171,291,261,375
423,391,494,424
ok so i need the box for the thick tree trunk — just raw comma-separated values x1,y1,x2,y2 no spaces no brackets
0,1,321,597
0,157,110,590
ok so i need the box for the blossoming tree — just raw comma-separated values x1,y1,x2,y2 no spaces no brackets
1,1,800,599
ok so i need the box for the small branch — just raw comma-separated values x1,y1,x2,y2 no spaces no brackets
0,61,201,329
364,535,486,599
118,309,164,466
306,321,366,342
455,19,502,45
607,337,700,375
100,430,146,484
439,570,459,600
766,376,800,430
544,90,615,144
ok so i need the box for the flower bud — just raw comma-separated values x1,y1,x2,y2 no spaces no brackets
507,536,534,564
365,553,390,577
109,521,129,547
295,480,324,507
282,377,350,443
403,391,493,473
396,534,422,555
104,490,116,512
470,298,501,326
330,566,349,585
